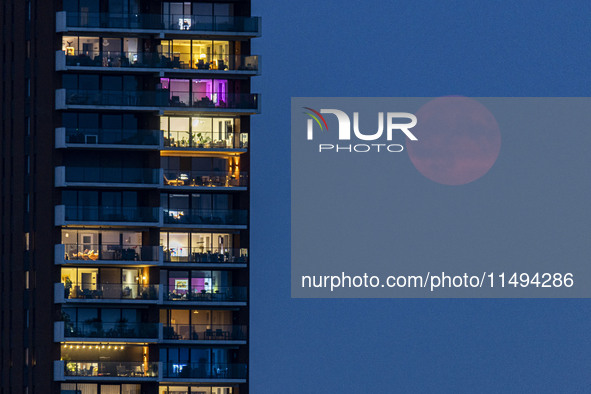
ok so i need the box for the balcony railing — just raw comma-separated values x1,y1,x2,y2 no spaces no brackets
63,283,159,300
63,89,259,110
163,171,247,188
64,322,159,339
62,244,160,262
163,209,247,226
64,361,158,378
63,206,159,223
162,362,246,380
62,166,160,184
60,11,261,34
164,285,247,302
163,132,248,149
163,324,247,341
64,50,259,72
65,128,160,146
163,247,248,264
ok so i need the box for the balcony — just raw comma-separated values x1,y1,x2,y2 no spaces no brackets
55,282,159,304
163,285,247,304
163,247,248,267
163,131,248,151
54,360,159,381
55,166,161,188
55,244,162,266
162,362,247,381
56,127,160,149
56,11,261,37
162,324,247,343
163,170,247,189
57,50,260,75
55,321,159,342
56,89,260,113
55,205,161,226
163,209,247,228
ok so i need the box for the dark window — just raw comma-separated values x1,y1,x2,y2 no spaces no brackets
79,0,99,13
122,114,138,130
79,75,99,90
63,0,78,12
62,74,78,90
79,113,99,129
102,114,122,129
123,75,138,91
103,76,122,91
62,113,78,128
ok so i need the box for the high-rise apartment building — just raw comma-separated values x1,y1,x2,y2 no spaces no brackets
1,2,259,393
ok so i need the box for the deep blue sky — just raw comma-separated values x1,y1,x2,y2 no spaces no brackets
249,1,591,392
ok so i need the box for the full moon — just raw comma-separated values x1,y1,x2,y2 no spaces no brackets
406,96,501,186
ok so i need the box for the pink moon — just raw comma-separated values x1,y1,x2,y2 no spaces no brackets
406,97,501,186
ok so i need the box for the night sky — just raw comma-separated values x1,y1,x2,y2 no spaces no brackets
249,1,591,392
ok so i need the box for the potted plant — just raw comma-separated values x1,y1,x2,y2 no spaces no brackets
196,133,211,148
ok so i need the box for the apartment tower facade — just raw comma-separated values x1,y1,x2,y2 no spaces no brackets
0,1,259,393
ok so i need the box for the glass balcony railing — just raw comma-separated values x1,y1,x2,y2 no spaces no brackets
64,89,259,110
163,324,247,341
63,12,260,33
163,247,248,264
63,244,159,262
163,209,247,226
64,322,159,339
163,132,248,149
63,283,159,300
65,50,259,72
64,166,159,184
163,171,247,188
63,206,159,222
65,128,160,146
65,361,158,378
162,362,247,379
164,285,247,302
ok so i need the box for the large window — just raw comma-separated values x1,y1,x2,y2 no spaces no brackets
159,347,231,368
63,0,139,14
160,78,228,107
61,229,148,261
165,270,232,296
160,39,231,70
160,231,245,263
158,387,234,394
161,193,232,211
161,116,237,148
162,2,235,31
62,307,147,327
159,309,232,327
61,267,145,298
62,73,139,91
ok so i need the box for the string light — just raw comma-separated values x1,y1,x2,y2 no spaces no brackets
63,343,130,351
